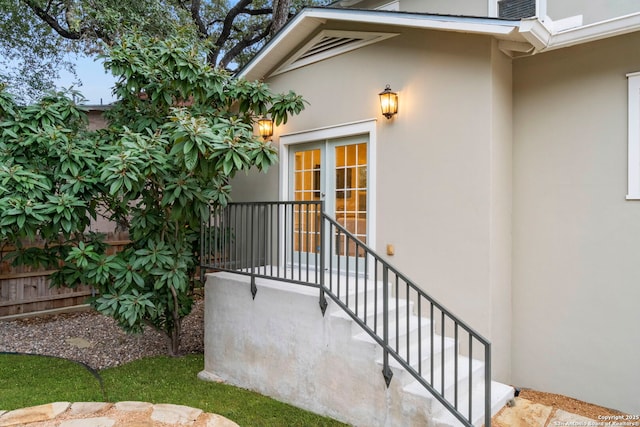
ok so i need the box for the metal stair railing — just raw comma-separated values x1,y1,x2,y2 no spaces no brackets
201,201,491,427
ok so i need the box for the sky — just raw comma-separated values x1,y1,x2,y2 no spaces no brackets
56,54,117,106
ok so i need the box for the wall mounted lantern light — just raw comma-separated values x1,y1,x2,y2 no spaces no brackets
257,117,274,139
379,84,398,119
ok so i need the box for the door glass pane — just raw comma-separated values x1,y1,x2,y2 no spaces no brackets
335,142,367,257
293,149,321,253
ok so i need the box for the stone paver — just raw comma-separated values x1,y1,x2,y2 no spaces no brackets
65,337,93,348
0,402,239,427
493,398,602,427
114,401,154,412
550,409,600,425
151,404,203,425
0,402,70,426
58,417,115,427
494,398,553,426
69,402,112,416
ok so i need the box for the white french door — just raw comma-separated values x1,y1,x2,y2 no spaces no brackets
289,135,369,272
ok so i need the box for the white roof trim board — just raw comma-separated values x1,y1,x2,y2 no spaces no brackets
239,7,640,81
271,30,398,76
520,11,640,51
238,8,522,81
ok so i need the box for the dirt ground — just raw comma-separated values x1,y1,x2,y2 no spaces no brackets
518,389,627,419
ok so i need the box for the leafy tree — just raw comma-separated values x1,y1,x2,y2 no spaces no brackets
0,33,306,354
0,85,103,264
0,0,331,101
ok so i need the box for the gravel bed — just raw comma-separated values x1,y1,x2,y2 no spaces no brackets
0,299,204,370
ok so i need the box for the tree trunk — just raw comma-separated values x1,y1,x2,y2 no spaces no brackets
167,285,182,356
270,0,291,37
168,317,182,356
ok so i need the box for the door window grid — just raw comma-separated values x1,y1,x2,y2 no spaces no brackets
335,143,367,257
294,149,321,253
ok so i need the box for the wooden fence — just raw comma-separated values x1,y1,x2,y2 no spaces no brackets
0,232,130,318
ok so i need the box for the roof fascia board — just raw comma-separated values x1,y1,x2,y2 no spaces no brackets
547,11,640,50
238,8,521,81
301,8,520,35
520,12,640,53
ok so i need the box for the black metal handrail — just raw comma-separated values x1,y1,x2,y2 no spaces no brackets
201,201,491,427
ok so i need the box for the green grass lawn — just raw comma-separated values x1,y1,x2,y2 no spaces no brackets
0,353,348,427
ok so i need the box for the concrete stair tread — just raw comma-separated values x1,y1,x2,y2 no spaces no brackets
402,356,484,398
353,315,431,343
377,334,456,370
432,381,515,427
329,297,409,320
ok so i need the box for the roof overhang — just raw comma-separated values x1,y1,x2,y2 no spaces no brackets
239,7,640,82
520,11,640,52
238,8,524,81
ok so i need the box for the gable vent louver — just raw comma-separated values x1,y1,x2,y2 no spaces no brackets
297,36,360,61
272,30,398,76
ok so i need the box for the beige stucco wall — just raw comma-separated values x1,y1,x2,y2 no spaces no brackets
334,0,487,15
400,0,487,16
547,0,640,25
489,40,513,385
233,26,513,382
512,31,640,414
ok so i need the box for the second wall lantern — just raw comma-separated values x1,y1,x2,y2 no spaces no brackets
257,117,274,139
379,84,398,119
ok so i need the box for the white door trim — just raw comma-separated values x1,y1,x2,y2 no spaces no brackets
279,119,377,252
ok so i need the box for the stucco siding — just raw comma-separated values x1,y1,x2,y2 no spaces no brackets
400,0,487,16
232,26,514,381
489,40,513,384
512,31,640,414
547,0,640,25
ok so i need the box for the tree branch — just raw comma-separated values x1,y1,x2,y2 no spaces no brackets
209,0,253,66
240,7,271,16
23,0,81,40
270,0,291,36
23,0,111,43
189,0,208,38
219,23,270,70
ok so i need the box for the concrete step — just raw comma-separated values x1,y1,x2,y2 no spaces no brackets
431,381,514,427
336,290,512,427
330,297,411,334
402,356,485,404
315,272,513,427
352,314,431,348
379,335,458,385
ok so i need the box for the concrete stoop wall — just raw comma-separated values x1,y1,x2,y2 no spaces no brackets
201,272,511,426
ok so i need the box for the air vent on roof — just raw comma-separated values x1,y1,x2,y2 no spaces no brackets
272,30,398,76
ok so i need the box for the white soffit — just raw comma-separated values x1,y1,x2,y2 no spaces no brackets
271,30,398,76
